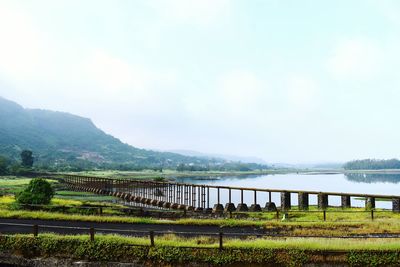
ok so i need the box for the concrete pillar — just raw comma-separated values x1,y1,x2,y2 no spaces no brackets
341,195,351,208
212,204,224,213
365,197,375,210
298,192,309,210
392,198,400,212
205,208,213,213
265,202,277,211
281,192,291,210
249,204,262,212
224,203,236,212
163,202,171,209
236,203,249,212
318,193,328,210
171,203,179,209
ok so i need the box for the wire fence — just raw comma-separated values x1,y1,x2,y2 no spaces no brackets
1,221,400,245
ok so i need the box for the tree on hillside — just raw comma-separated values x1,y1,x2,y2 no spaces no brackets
16,178,54,205
21,150,34,167
0,156,9,175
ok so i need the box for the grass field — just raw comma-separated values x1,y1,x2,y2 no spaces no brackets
1,233,400,266
2,176,400,236
6,232,400,250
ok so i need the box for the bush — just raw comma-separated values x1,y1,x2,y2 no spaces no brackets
16,178,54,205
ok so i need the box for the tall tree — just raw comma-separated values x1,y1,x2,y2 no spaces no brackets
21,150,34,167
0,156,9,175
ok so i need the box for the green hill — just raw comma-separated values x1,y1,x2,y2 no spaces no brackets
0,97,225,171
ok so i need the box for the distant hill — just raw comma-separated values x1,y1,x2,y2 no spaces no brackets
0,97,229,171
343,159,400,170
167,149,268,164
271,162,344,170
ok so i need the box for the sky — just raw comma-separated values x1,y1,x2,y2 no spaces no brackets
1,0,400,164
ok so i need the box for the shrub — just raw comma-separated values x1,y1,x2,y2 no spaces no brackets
16,178,54,205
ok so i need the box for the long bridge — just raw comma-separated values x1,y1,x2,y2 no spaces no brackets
40,173,400,212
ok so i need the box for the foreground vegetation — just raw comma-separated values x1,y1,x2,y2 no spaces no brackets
1,233,400,266
2,177,400,237
2,195,400,236
2,176,400,265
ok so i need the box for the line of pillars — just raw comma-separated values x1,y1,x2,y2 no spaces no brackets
64,175,400,213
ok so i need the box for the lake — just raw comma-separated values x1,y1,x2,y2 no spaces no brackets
174,173,400,209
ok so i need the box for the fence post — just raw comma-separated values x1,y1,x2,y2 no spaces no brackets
150,231,155,247
219,232,223,250
33,224,38,237
371,209,374,221
323,210,326,221
89,227,95,241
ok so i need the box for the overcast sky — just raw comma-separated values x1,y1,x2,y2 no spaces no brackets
1,0,400,163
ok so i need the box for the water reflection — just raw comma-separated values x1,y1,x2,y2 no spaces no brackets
345,173,400,184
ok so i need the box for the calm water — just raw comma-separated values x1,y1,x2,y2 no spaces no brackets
175,173,400,209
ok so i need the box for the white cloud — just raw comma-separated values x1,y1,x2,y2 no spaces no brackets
217,70,265,112
0,2,46,80
82,50,150,93
184,70,269,125
286,75,318,112
373,0,400,27
327,39,383,80
147,0,231,26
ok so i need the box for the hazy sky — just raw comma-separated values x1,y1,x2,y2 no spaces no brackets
1,0,400,163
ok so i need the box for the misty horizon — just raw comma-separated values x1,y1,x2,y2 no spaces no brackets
1,1,400,163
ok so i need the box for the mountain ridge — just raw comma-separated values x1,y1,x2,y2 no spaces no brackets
0,96,229,170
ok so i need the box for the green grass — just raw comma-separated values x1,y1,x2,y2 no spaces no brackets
0,177,58,195
10,233,400,250
0,178,32,186
2,233,400,266
2,202,400,236
54,190,119,202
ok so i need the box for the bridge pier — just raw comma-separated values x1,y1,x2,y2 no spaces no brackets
213,187,223,213
298,192,309,210
341,195,351,208
393,198,400,212
265,202,277,211
213,204,224,213
163,202,171,209
249,190,262,212
237,203,248,211
224,203,236,212
250,204,262,212
318,193,328,210
365,197,375,210
236,189,249,211
281,191,291,210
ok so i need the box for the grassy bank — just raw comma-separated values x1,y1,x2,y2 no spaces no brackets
1,233,400,266
66,169,296,180
2,205,400,236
